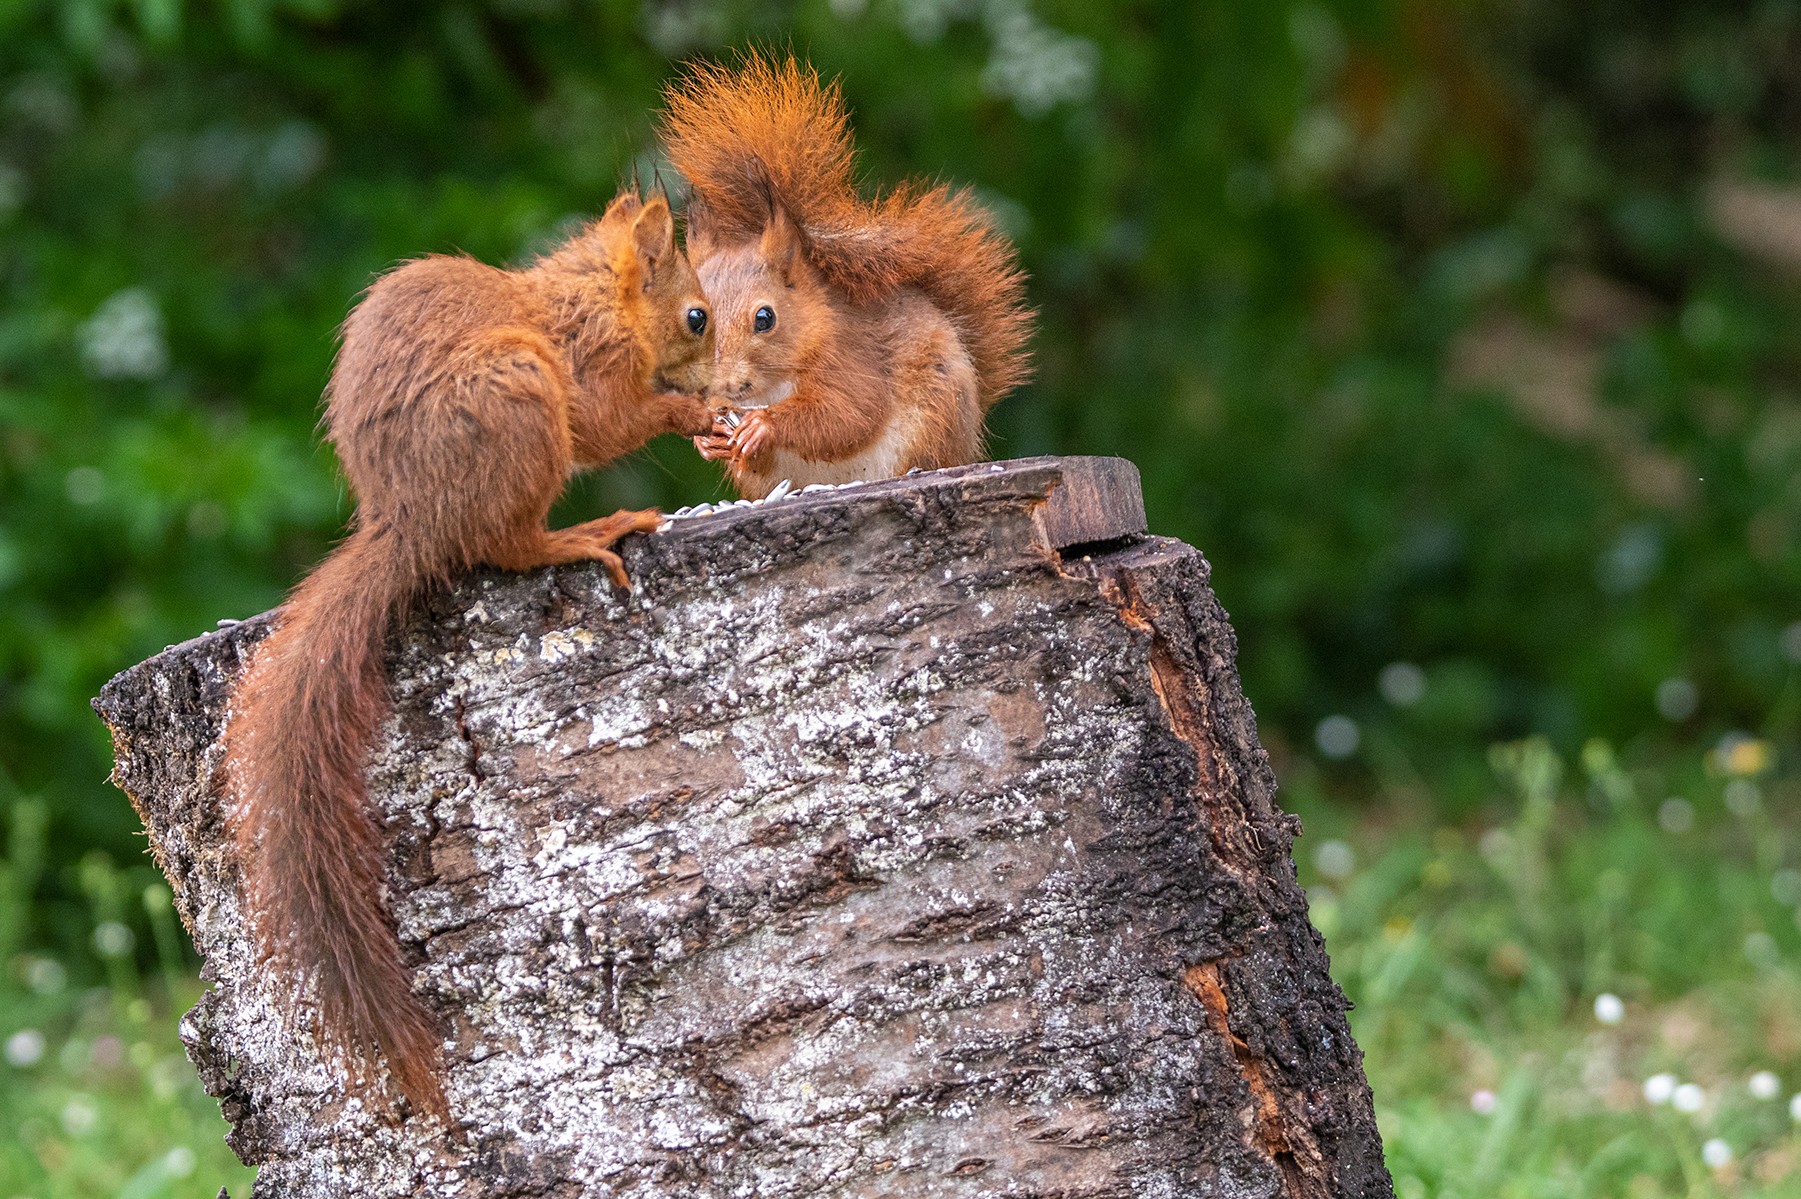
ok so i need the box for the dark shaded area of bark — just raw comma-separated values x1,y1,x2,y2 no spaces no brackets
95,456,1392,1199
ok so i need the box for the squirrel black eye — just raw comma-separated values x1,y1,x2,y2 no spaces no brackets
753,305,776,334
686,307,708,336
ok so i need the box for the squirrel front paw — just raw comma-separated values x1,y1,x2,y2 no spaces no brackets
694,433,736,461
728,408,775,466
694,408,742,462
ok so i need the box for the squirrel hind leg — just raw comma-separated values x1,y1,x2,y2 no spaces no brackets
894,331,984,472
489,508,665,587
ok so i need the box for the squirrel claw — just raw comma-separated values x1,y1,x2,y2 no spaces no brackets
595,549,631,590
729,409,774,463
616,508,664,536
694,433,736,462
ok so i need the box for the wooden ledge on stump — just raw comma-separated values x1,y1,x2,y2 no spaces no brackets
94,455,1394,1199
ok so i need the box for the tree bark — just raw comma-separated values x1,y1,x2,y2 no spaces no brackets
94,456,1393,1199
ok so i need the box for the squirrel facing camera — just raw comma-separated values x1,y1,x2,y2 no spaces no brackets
220,184,713,1122
662,53,1034,500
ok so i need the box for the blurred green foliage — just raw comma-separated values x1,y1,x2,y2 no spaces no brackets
0,0,1798,963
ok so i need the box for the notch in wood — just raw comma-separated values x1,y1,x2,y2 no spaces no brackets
1036,456,1147,552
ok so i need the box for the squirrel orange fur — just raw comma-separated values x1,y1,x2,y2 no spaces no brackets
219,190,714,1120
660,54,1033,499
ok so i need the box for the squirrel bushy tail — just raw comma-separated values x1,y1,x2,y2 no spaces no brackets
662,52,1033,408
222,520,446,1117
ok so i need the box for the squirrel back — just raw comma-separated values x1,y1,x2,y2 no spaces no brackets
221,191,713,1120
661,53,1032,412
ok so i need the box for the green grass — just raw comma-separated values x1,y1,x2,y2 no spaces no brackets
0,978,255,1198
0,801,254,1198
1296,736,1801,1197
0,735,1795,1197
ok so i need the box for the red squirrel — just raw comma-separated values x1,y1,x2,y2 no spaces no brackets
219,189,714,1119
659,55,1033,499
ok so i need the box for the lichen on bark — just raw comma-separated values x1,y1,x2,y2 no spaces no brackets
95,457,1392,1198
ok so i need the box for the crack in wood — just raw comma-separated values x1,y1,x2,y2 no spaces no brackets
1182,961,1321,1199
1082,549,1356,1198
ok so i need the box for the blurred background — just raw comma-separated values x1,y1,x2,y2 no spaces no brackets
2,1,1798,1195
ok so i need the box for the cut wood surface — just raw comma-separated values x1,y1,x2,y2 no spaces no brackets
94,455,1393,1198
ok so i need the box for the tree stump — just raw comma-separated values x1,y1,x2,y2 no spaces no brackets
94,456,1393,1199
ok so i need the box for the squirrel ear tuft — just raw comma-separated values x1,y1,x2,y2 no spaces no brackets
743,156,805,277
631,195,675,270
758,204,805,280
685,195,716,260
603,189,644,226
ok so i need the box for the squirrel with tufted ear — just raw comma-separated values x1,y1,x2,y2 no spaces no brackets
219,188,715,1120
661,52,1034,498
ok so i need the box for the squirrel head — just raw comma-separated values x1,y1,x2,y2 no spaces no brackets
602,190,715,396
688,197,839,409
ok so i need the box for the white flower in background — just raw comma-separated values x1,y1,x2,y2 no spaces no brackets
1643,1073,1677,1104
1315,714,1360,759
1313,839,1355,882
837,0,1095,116
1723,779,1761,817
1469,1089,1496,1114
981,0,1097,117
1654,677,1697,721
1748,1071,1781,1100
255,120,326,193
1672,1082,1706,1113
4,1029,45,1068
1701,1139,1733,1169
1790,1092,1801,1122
64,466,104,505
641,1,729,56
184,501,228,540
24,957,65,994
1596,523,1662,594
79,287,168,380
163,1146,197,1178
1593,993,1625,1025
1712,731,1771,776
1657,797,1694,834
191,123,254,190
1288,107,1354,179
1289,6,1347,77
895,0,967,42
60,1094,98,1136
92,920,135,958
90,1035,124,1069
1378,661,1426,706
